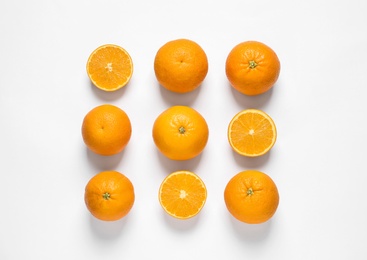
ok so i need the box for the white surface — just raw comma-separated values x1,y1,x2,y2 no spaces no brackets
1,0,367,259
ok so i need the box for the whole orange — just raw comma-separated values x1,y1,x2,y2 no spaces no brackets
225,41,280,96
154,39,208,93
81,104,132,156
224,170,279,224
152,106,209,160
84,171,135,221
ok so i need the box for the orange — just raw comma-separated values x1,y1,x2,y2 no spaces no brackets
81,104,132,156
224,170,279,224
84,170,135,221
228,109,276,157
225,41,280,95
86,44,133,91
159,170,207,219
152,106,209,160
154,39,208,93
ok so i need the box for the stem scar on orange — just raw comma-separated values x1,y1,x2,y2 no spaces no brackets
152,106,209,160
224,170,279,224
228,109,277,157
81,104,132,156
86,44,133,91
84,171,135,221
225,41,280,96
159,170,207,219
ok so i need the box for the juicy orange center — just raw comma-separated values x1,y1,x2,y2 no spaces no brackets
159,171,207,219
179,190,187,199
105,62,113,72
229,110,276,156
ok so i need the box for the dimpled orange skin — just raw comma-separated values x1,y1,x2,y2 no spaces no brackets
224,170,279,224
154,39,208,93
152,106,209,160
84,171,135,221
81,104,132,156
225,41,280,96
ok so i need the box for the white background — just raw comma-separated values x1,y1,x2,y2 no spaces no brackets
1,0,367,259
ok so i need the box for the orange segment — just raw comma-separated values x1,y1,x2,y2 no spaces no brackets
86,44,133,91
228,109,277,157
158,171,207,219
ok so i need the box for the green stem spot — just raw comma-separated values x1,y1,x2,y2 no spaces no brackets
248,60,258,69
247,188,254,196
102,192,111,200
178,126,186,134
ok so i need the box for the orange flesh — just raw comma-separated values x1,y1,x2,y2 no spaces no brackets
87,45,133,91
159,171,207,219
228,109,276,157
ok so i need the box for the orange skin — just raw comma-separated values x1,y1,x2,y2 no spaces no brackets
81,104,132,156
84,171,135,221
225,41,280,96
224,170,279,224
154,39,208,93
152,106,209,160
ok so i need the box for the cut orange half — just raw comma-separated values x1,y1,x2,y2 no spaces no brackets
158,170,207,220
228,109,277,157
86,44,133,91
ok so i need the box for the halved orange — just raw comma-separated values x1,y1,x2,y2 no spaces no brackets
228,109,277,157
158,170,207,219
86,44,133,91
